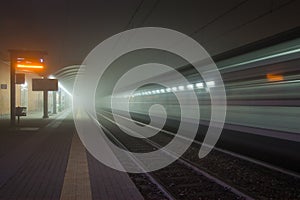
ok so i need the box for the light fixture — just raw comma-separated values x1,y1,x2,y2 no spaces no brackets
206,81,215,87
178,86,184,91
195,82,203,88
187,84,194,90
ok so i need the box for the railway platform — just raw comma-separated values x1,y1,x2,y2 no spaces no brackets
0,111,143,200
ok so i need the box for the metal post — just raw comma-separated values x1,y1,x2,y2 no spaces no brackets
43,90,48,118
10,55,16,126
53,91,57,114
58,90,62,112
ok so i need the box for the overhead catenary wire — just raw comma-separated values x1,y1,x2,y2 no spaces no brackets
138,0,161,27
191,0,249,37
125,0,145,30
212,0,297,40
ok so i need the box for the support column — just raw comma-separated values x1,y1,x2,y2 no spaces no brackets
58,90,62,112
10,55,16,126
43,90,48,118
53,91,57,114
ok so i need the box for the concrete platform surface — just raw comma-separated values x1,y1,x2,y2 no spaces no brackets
0,111,143,200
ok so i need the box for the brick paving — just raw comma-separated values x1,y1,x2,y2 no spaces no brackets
87,153,144,200
60,134,92,200
0,114,73,200
0,112,144,200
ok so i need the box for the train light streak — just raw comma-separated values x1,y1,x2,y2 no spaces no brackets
187,84,194,90
267,74,284,82
206,81,215,87
196,82,204,88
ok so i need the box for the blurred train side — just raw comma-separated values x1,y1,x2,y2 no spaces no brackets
126,38,300,140
96,36,300,172
97,38,300,141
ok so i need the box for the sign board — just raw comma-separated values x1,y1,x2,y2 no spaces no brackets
16,73,25,84
16,107,27,116
32,79,58,91
16,57,44,71
1,84,7,89
9,50,47,72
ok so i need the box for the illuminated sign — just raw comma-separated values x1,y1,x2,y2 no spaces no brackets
15,57,44,71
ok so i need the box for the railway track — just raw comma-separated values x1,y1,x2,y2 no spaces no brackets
97,111,254,199
96,110,300,199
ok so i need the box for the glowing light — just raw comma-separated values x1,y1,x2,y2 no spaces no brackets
267,74,284,82
178,86,184,91
48,75,55,79
206,81,215,87
160,89,165,93
58,82,72,97
172,87,177,91
216,48,300,72
187,84,194,90
156,89,160,94
196,82,203,88
21,81,28,88
166,88,171,92
16,64,44,69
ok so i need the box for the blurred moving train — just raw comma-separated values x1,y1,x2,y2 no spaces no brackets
99,37,299,136
129,37,300,139
96,30,300,171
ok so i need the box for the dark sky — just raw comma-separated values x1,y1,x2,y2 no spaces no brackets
0,0,299,75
